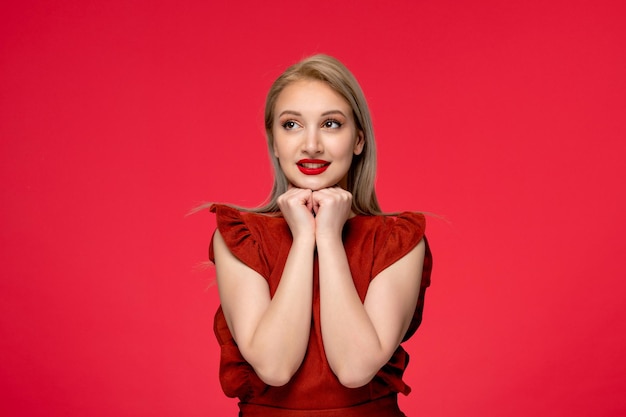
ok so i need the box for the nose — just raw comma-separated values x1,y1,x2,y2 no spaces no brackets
303,128,323,155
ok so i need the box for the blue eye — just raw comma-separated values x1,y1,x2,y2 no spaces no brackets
323,119,342,129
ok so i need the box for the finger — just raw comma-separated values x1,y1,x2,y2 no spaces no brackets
304,190,314,211
312,199,320,215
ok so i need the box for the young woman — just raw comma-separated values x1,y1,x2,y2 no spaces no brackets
208,54,432,417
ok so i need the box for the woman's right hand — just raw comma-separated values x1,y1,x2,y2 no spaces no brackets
277,187,316,241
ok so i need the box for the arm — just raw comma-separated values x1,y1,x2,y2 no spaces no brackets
311,187,425,388
213,222,315,386
317,235,425,388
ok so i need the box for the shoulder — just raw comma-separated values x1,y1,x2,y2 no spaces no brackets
209,204,289,278
382,211,426,232
348,211,426,241
210,204,286,236
360,212,427,279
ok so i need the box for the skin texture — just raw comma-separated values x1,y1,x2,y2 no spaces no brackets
272,79,364,192
213,79,425,387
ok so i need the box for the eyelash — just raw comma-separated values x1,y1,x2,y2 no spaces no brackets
323,119,342,129
281,119,343,130
282,120,299,130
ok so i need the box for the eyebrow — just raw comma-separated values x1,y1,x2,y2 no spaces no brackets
277,110,347,118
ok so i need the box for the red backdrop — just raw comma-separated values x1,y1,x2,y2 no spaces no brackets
1,1,625,416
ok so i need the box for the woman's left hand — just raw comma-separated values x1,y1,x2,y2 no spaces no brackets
311,187,353,240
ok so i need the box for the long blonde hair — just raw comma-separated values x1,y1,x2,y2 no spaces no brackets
253,54,381,215
194,55,383,216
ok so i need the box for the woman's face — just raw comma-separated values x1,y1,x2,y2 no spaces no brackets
272,79,364,191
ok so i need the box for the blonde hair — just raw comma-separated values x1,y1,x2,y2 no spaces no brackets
254,54,382,215
193,54,383,216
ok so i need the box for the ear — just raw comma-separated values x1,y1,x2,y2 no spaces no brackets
353,130,365,155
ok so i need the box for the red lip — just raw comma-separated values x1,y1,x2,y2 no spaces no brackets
297,159,330,175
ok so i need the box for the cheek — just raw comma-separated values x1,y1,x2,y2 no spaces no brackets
273,141,293,167
335,140,358,159
272,135,285,158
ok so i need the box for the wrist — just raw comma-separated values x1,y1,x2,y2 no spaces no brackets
314,231,343,246
292,233,316,248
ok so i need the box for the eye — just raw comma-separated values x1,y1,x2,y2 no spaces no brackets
323,119,342,129
282,120,300,130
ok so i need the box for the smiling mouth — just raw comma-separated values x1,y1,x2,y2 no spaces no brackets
300,162,327,168
297,159,330,175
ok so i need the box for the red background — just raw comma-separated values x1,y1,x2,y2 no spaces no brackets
2,1,625,416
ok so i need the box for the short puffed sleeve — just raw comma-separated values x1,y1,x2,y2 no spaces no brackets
371,212,426,278
209,204,273,400
371,212,432,341
208,204,270,280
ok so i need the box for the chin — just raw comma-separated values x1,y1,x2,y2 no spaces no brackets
286,173,348,191
307,182,329,191
291,183,325,191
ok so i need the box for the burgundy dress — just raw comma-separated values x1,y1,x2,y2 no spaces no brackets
209,204,433,417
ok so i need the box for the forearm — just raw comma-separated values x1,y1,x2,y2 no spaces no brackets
316,236,388,387
244,237,315,385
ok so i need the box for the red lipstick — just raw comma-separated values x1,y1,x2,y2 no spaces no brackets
297,159,330,175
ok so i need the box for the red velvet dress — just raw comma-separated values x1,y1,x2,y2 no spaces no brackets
209,204,433,417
